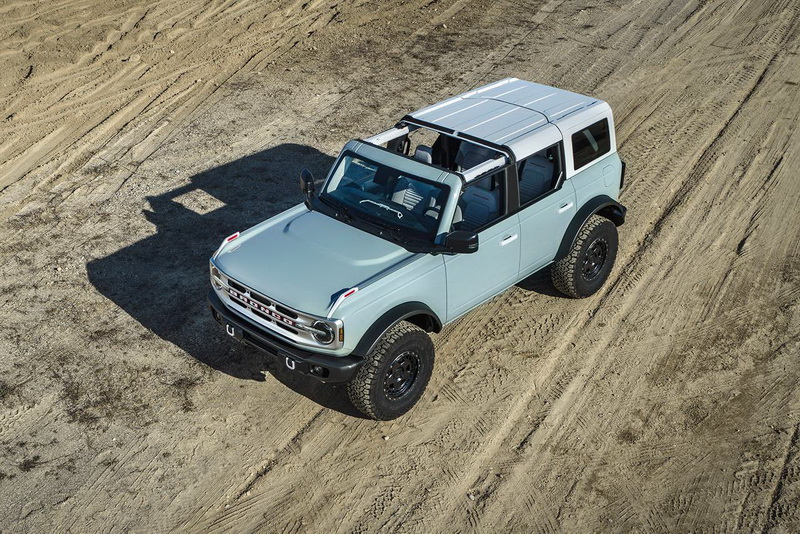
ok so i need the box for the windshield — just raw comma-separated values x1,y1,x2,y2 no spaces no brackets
321,152,449,240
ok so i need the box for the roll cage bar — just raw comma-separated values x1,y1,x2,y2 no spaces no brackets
362,116,515,184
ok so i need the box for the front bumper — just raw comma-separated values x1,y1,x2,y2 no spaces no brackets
207,290,363,384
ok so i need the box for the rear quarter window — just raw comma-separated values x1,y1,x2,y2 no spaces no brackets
571,118,611,170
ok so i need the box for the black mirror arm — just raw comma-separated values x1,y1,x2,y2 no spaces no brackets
300,169,316,209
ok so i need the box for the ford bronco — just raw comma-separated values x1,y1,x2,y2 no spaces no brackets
208,78,627,420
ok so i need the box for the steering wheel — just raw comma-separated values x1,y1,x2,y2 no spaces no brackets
343,180,365,192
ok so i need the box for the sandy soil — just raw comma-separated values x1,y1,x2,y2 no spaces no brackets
1,0,799,531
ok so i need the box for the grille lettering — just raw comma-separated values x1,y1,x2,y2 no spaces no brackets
228,288,296,327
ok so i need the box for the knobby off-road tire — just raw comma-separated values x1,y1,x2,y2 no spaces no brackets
552,214,618,298
346,322,434,420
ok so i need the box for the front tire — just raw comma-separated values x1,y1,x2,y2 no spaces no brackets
552,214,618,298
346,322,434,420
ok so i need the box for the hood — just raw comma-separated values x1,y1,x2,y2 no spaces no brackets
214,207,414,316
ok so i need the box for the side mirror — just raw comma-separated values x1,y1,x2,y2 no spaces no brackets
445,231,479,254
300,169,315,196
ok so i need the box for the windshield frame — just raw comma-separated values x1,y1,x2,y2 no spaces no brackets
317,149,452,246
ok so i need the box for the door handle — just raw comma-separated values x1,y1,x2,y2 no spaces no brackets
500,234,518,246
557,202,574,214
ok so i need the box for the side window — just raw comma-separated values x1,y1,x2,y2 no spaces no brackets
571,118,610,170
517,142,563,205
452,171,505,232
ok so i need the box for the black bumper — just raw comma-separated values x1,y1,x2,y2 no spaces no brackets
207,289,363,384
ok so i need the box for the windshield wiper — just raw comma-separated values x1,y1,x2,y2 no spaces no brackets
360,216,413,244
321,195,422,248
318,195,355,222
358,199,404,220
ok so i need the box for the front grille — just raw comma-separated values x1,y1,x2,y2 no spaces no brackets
250,292,272,308
275,322,298,335
275,304,298,319
229,279,248,294
227,286,301,330
212,268,342,349
230,298,247,310
250,306,274,324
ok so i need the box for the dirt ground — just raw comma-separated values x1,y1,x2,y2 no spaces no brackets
1,0,799,531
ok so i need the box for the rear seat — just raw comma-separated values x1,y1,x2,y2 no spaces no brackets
455,142,496,171
519,155,554,202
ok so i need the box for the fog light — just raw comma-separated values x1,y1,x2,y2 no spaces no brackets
310,365,324,376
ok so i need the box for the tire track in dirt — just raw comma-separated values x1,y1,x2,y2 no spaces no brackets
179,409,326,532
479,21,800,530
230,0,751,526
761,423,800,532
0,0,341,203
3,0,800,532
34,0,510,532
409,1,800,530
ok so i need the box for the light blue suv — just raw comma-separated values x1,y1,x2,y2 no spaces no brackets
208,78,626,419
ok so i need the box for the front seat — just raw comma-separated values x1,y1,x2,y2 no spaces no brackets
413,145,433,164
458,185,500,231
373,166,398,198
391,178,426,213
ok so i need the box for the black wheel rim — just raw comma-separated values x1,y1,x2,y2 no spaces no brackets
384,351,420,399
582,238,608,280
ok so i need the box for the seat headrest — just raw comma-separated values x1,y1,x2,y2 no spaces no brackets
455,143,496,170
473,175,494,191
414,145,433,164
373,166,394,185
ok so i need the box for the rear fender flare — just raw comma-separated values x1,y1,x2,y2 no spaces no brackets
555,195,626,261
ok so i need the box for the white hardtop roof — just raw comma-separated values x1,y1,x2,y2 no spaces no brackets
407,78,603,146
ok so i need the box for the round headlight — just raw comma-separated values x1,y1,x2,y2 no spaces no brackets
312,321,335,345
210,265,222,289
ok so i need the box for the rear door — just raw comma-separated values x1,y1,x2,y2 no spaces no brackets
517,141,577,277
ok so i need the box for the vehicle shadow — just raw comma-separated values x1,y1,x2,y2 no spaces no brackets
87,144,366,418
516,269,562,297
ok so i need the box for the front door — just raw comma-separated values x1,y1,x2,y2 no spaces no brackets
444,214,520,321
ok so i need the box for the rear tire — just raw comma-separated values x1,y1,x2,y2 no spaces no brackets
346,322,434,420
552,215,618,298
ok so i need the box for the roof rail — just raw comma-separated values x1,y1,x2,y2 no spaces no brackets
462,157,507,182
398,115,516,164
363,126,410,146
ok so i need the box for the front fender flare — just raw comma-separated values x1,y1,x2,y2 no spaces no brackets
555,195,627,261
351,302,442,357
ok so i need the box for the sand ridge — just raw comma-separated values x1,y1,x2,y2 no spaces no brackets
0,0,799,532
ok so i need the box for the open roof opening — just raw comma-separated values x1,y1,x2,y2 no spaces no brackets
364,122,507,183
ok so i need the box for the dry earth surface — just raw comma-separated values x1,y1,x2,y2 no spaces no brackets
1,0,799,532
